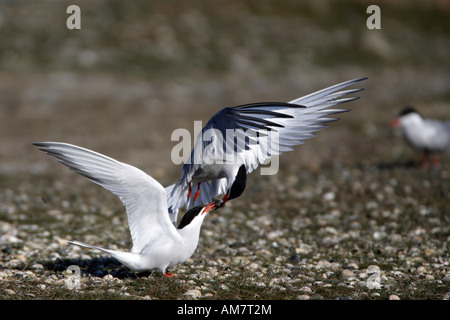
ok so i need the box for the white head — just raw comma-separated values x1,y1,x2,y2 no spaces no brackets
390,107,422,129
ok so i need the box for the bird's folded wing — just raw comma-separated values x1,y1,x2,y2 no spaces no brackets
33,142,180,253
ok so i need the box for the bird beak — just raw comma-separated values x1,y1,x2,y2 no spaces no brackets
389,118,399,128
202,200,220,214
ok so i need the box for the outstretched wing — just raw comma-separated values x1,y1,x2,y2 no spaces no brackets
33,142,180,253
166,77,367,217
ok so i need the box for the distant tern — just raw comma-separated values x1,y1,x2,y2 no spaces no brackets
166,77,367,224
390,107,450,167
33,142,219,277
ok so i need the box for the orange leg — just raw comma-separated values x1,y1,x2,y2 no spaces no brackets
163,271,175,278
187,183,192,200
222,191,229,203
421,153,430,169
432,154,440,167
193,183,201,201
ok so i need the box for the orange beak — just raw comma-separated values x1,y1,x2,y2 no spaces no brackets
389,118,399,128
202,200,219,214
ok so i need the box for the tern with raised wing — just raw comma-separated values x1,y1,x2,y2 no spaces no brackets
33,142,219,277
390,107,450,167
166,77,367,224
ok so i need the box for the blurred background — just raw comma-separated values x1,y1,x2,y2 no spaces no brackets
0,0,448,183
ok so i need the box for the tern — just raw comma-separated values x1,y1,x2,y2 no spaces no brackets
166,77,367,224
390,107,450,167
33,142,219,277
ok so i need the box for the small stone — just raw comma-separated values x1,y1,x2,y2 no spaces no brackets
31,263,44,270
373,231,385,240
246,263,259,270
6,258,26,268
342,269,355,278
5,289,16,295
416,266,427,275
316,260,331,269
37,284,46,290
323,192,335,201
296,295,310,300
184,289,202,299
299,286,313,293
220,284,229,291
425,275,435,281
347,263,359,270
0,234,21,244
103,274,114,280
296,243,312,255
389,295,401,300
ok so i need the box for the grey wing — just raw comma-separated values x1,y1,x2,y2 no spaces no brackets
167,77,367,214
423,119,450,152
189,77,367,173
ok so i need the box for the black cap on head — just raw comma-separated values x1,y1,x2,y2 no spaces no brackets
399,106,419,117
177,199,221,229
177,206,203,229
227,165,247,201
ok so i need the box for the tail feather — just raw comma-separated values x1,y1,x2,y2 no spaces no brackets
68,240,112,254
68,240,142,271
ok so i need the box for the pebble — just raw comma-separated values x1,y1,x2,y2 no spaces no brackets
342,269,355,278
299,286,313,293
37,284,46,290
347,263,359,270
0,234,22,244
220,284,229,291
246,263,260,270
389,295,401,300
415,266,427,275
255,282,266,288
323,192,335,201
5,289,16,295
184,289,202,299
31,263,44,270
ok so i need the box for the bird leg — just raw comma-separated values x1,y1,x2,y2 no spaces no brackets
163,271,175,278
221,192,229,205
432,154,440,168
222,192,228,202
187,183,192,200
193,183,201,201
421,152,431,169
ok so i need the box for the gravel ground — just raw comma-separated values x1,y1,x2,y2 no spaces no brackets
0,0,449,300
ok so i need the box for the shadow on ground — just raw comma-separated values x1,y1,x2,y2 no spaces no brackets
42,257,153,279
